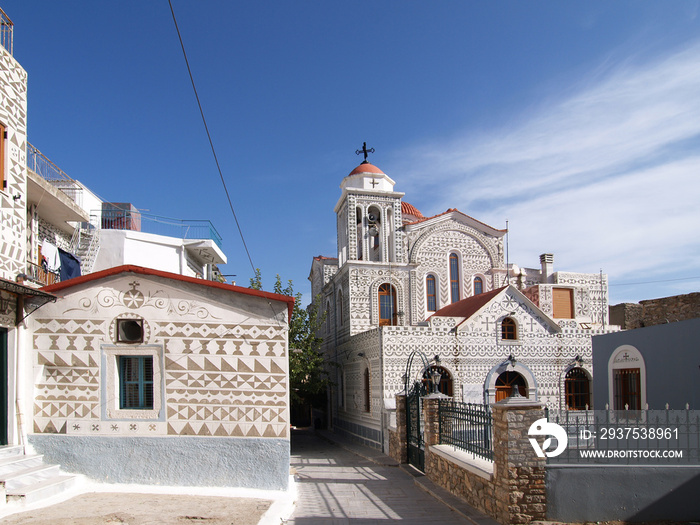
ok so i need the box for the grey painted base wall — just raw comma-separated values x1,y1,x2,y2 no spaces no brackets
29,434,289,491
547,466,700,522
333,417,381,449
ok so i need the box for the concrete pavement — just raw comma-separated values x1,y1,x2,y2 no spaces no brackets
286,429,499,525
0,429,498,524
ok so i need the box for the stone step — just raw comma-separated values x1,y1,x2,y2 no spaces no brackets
0,446,23,459
0,454,44,475
0,448,78,507
1,463,61,490
5,474,77,505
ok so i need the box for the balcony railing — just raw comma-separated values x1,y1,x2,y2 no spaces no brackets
27,143,74,183
27,143,84,207
25,262,60,287
94,209,223,249
0,8,13,56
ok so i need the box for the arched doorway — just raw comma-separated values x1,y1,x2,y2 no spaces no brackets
495,371,527,402
422,366,453,396
564,368,591,410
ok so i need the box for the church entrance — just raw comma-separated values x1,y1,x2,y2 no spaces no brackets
495,371,527,402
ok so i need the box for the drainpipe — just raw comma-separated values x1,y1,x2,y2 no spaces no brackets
15,305,27,453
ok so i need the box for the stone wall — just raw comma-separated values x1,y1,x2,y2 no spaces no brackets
389,393,547,525
610,292,700,329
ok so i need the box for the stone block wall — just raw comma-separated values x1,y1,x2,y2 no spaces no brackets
390,393,547,525
425,448,500,519
610,292,700,329
491,402,547,524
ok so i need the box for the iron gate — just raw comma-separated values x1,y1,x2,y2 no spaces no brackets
406,381,427,471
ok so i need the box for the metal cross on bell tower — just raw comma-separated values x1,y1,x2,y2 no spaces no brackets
355,142,375,163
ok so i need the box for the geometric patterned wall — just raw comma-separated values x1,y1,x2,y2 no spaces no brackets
0,47,28,284
31,272,289,440
313,164,615,449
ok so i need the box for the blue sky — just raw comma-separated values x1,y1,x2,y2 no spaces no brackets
5,1,700,306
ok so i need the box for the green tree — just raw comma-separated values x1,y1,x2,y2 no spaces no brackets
251,270,329,409
271,274,329,405
249,268,262,290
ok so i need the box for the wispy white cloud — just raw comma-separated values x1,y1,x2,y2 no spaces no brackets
394,41,700,302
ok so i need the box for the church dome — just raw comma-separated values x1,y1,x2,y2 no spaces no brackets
348,162,385,177
401,201,423,219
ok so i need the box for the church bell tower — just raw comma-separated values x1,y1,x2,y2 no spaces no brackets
334,144,405,267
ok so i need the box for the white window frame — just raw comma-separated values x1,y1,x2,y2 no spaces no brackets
102,344,163,420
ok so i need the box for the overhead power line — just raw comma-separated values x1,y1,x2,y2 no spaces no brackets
167,0,256,276
610,276,700,287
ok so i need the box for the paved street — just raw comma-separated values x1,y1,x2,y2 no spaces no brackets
286,429,495,525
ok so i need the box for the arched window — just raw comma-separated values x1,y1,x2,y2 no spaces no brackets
565,368,591,410
378,283,397,326
449,253,460,303
363,368,371,412
338,289,344,327
474,276,483,296
501,317,517,340
495,371,527,402
426,275,437,312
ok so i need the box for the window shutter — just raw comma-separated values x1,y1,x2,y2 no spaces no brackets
552,288,574,318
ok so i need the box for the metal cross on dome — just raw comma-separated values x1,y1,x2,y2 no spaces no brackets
355,142,375,163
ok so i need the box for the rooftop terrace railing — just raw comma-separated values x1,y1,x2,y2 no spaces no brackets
27,143,75,183
0,8,13,56
94,209,223,249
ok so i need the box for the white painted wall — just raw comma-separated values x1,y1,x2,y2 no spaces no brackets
93,229,202,277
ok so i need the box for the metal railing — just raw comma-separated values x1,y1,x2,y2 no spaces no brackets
545,407,700,465
94,209,223,249
25,262,59,286
438,400,494,461
27,143,75,183
0,8,13,56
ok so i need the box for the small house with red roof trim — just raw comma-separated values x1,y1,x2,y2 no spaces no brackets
26,265,294,490
310,157,618,452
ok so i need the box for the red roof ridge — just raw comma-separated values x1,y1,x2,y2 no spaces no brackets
430,286,507,320
404,207,507,232
41,265,295,322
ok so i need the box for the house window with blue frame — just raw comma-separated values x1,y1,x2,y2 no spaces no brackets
119,356,154,409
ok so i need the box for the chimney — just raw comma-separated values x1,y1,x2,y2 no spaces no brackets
540,253,554,282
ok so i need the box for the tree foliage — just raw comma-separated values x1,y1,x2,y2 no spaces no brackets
250,269,328,404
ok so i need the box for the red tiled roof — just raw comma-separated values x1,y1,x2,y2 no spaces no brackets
401,201,423,218
41,265,295,322
348,162,384,177
404,208,507,232
431,286,506,320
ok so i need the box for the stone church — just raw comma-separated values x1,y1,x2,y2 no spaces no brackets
309,154,618,450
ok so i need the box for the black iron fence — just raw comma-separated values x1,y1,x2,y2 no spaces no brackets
545,407,700,465
438,400,493,461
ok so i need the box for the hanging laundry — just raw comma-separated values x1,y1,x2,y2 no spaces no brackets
41,241,61,273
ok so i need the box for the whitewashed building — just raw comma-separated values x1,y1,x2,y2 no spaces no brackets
310,158,618,450
30,265,293,489
0,8,291,498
